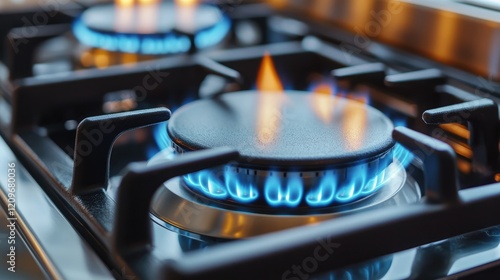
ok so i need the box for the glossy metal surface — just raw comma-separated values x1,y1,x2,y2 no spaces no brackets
0,207,46,279
267,0,500,81
0,137,113,279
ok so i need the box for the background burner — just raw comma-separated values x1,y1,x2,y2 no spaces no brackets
73,1,231,54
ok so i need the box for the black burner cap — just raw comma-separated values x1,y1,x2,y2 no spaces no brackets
168,91,394,170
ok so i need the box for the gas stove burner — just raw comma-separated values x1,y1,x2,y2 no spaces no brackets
167,91,405,209
149,150,420,238
73,2,231,54
148,90,420,238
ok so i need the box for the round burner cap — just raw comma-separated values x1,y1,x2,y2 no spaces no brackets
168,91,394,170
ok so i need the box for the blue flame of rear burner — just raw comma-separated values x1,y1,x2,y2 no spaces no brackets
182,144,413,208
72,15,231,55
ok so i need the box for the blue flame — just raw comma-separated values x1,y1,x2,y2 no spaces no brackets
153,121,171,151
318,256,393,279
195,16,231,49
73,15,231,55
225,168,259,203
151,93,196,151
306,172,337,207
264,173,303,207
146,145,161,160
361,169,386,195
336,164,368,203
306,145,412,207
184,171,228,199
393,143,413,168
393,118,407,127
182,144,413,208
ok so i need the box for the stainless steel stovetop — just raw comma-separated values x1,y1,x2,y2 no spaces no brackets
1,1,500,279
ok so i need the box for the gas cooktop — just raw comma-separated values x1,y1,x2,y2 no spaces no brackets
1,0,500,279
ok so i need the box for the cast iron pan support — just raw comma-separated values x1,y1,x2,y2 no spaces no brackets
111,147,239,278
332,62,387,85
7,24,71,80
392,126,459,202
109,127,500,279
423,98,499,179
70,108,171,195
385,69,446,133
195,55,243,85
11,55,241,131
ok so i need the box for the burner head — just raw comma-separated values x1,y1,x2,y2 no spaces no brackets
149,151,420,238
169,91,394,168
73,3,231,54
167,91,401,209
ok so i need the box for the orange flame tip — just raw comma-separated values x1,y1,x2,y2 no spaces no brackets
175,0,198,7
256,52,284,92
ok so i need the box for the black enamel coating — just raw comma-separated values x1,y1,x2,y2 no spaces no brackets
7,24,71,80
392,126,459,202
384,68,446,133
12,55,239,131
332,62,387,84
385,68,445,88
70,108,171,194
112,147,239,256
168,91,395,169
423,98,499,177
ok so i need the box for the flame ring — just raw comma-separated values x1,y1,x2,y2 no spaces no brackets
72,5,231,55
148,155,420,238
176,142,412,210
